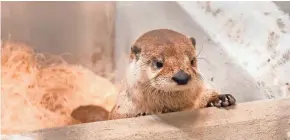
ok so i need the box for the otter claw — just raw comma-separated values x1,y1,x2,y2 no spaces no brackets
207,94,236,108
136,112,151,117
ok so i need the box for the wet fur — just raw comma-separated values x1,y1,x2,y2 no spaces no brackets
110,29,226,119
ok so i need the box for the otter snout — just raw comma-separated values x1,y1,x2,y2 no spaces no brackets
172,70,191,85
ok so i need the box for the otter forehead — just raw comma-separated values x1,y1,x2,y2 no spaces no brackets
133,29,195,58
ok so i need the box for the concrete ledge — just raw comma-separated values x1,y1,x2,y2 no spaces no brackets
3,98,290,140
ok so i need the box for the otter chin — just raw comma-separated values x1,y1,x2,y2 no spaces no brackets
109,29,236,120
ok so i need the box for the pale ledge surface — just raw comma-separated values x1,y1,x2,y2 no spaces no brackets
3,98,290,140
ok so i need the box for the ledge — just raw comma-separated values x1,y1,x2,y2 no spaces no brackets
3,98,290,140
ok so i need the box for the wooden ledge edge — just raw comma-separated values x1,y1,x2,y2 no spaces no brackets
3,98,290,140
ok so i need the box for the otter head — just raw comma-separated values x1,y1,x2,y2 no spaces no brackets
128,29,202,92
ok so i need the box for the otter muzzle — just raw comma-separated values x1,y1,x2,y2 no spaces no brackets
171,70,191,85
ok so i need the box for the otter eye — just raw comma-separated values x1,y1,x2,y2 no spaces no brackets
152,60,163,69
156,62,163,68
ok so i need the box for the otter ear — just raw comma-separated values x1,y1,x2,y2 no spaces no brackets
131,45,141,60
188,36,196,48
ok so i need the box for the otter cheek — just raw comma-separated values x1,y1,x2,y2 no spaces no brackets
146,67,160,80
152,79,173,91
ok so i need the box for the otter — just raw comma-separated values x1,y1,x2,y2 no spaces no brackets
109,29,236,119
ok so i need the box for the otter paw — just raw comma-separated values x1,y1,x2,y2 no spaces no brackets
135,112,151,117
161,108,176,114
207,94,236,108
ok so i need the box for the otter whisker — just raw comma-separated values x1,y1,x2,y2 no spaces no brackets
196,44,204,58
196,57,211,65
197,73,204,81
141,79,156,94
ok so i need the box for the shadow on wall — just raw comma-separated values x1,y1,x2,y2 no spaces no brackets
1,1,115,78
274,1,290,14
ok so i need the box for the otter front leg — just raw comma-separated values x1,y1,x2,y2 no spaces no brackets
207,93,236,108
197,90,236,108
109,94,140,119
110,106,151,119
136,112,151,117
110,94,149,119
109,104,138,120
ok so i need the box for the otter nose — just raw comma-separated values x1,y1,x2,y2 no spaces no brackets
172,70,191,85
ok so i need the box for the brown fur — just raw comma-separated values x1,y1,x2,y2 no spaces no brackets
109,29,235,119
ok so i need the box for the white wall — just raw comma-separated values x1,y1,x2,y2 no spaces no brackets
177,1,290,99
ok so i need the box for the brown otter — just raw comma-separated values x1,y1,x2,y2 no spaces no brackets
109,29,236,119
